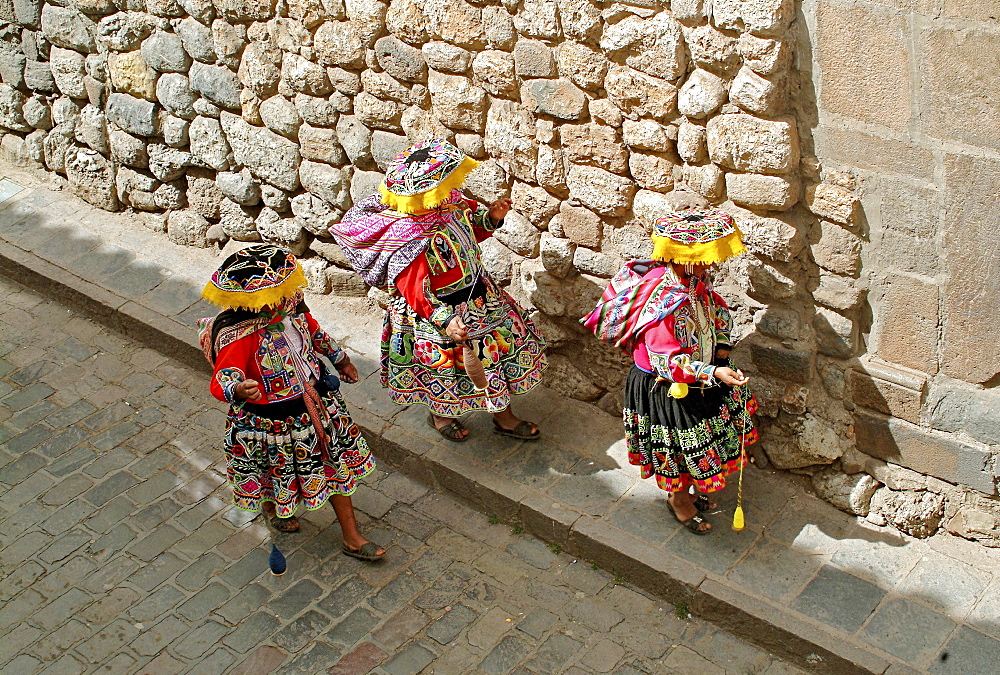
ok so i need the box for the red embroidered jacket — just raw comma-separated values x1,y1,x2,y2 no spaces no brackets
210,311,345,405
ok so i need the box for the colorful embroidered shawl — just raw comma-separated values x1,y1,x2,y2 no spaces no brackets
328,194,424,288
581,261,692,351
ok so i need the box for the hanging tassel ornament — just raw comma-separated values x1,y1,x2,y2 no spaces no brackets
268,544,287,576
732,433,747,533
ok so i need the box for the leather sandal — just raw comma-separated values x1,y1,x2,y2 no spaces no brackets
693,495,718,512
428,414,469,442
667,500,712,535
270,516,300,533
492,420,541,440
342,542,386,561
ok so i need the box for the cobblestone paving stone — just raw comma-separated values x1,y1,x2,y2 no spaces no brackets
0,277,812,673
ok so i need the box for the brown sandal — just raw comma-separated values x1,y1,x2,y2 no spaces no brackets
492,420,540,441
428,414,469,442
270,516,300,533
667,501,712,535
693,495,718,512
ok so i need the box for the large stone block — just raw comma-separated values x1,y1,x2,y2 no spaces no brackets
281,53,332,97
374,35,426,83
108,51,158,102
604,65,677,120
370,129,410,171
871,274,940,376
729,65,783,116
167,210,211,247
215,0,276,22
514,38,555,78
484,100,537,182
927,380,1000,446
677,68,727,119
510,182,559,228
189,115,231,170
345,0,387,46
812,127,935,183
941,154,1000,383
190,61,241,111
299,160,350,209
681,163,724,201
315,20,365,67
628,152,674,193
176,17,217,64
600,11,686,82
816,4,911,132
561,123,628,174
493,210,539,257
428,70,487,131
50,47,87,99
706,113,799,175
724,202,805,262
555,41,607,92
514,0,560,41
851,361,925,425
299,122,345,165
220,111,301,191
41,4,96,52
422,41,471,74
812,468,880,516
0,84,28,131
106,93,157,136
741,0,794,37
0,51,25,89
812,219,861,276
854,411,995,495
472,50,516,98
353,92,405,131
142,30,191,74
156,73,197,120
683,23,740,75
813,307,857,359
814,271,864,312
738,33,791,76
726,172,799,211
806,182,859,226
66,148,118,210
750,342,812,383
521,78,587,121
918,25,1000,149
566,165,635,217
424,0,486,48
557,0,601,44
385,0,428,45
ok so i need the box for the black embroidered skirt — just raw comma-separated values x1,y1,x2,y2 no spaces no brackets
622,366,758,493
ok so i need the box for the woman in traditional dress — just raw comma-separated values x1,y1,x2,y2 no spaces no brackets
583,211,758,534
199,244,384,560
330,139,547,442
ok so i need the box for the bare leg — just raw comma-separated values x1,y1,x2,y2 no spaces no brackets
492,406,538,435
331,494,386,555
668,490,711,532
430,413,470,439
261,501,299,532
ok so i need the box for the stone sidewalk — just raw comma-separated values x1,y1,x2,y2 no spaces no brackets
0,273,810,674
1,166,999,674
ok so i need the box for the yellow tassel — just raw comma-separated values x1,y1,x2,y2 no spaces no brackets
667,382,688,398
732,506,745,532
378,156,481,214
201,264,308,310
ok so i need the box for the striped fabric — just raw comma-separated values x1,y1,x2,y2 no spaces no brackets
581,260,689,351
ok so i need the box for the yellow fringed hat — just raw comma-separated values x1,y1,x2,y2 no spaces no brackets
202,244,307,310
378,138,479,213
651,210,746,265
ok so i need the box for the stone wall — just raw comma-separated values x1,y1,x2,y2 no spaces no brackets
800,0,1000,544
0,0,995,543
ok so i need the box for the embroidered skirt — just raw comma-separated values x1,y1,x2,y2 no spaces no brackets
381,276,547,417
224,390,375,517
623,366,758,494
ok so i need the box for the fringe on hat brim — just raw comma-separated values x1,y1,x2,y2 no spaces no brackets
201,264,308,310
651,229,747,265
378,156,481,214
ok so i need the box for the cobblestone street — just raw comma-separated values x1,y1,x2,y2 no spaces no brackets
0,275,810,673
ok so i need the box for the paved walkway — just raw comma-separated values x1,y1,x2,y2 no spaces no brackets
0,272,812,673
1,166,999,673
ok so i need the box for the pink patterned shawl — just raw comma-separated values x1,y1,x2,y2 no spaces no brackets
581,261,689,351
329,191,468,289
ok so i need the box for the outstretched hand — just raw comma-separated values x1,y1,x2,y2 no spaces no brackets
716,367,750,387
489,197,512,223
